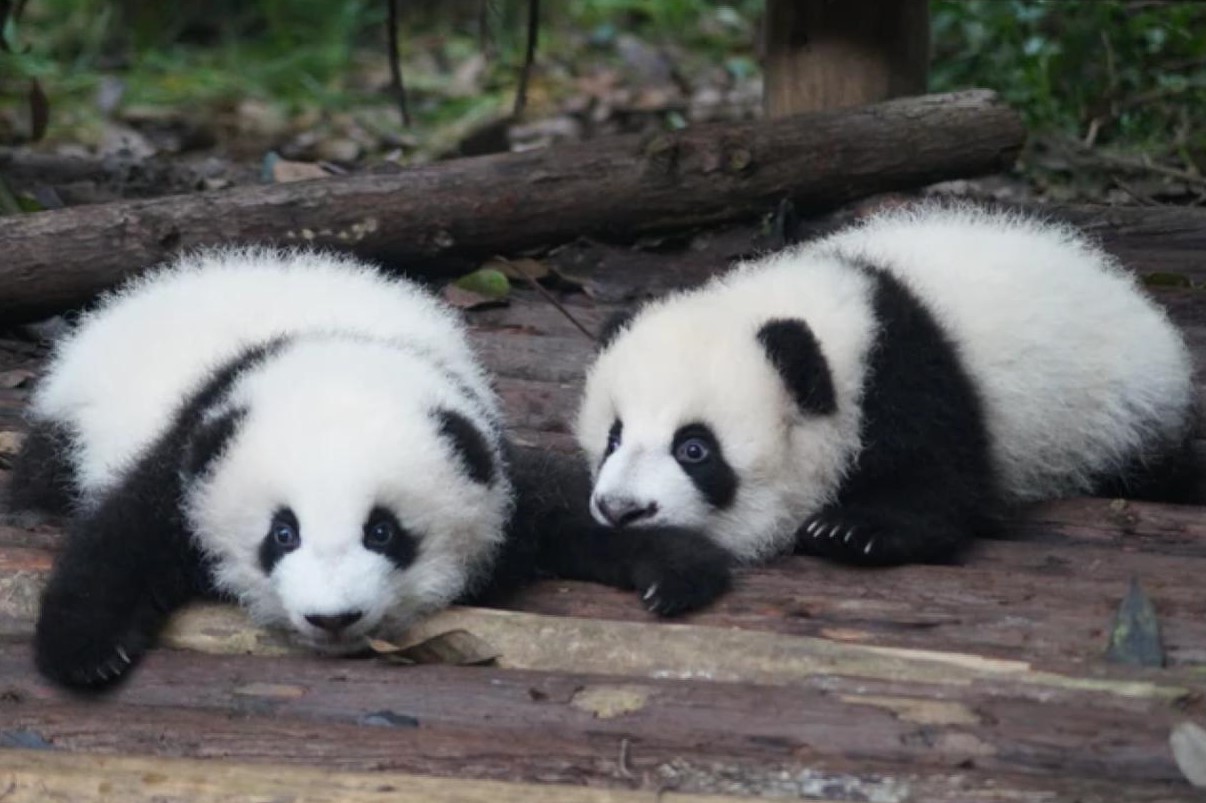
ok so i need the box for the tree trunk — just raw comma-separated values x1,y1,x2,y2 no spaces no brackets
762,0,930,118
0,90,1021,323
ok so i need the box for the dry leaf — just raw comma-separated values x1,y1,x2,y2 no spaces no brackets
0,368,35,389
0,430,25,456
367,630,500,666
271,158,330,183
1171,722,1206,788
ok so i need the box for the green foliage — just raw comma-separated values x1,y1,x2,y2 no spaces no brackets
931,0,1206,150
4,0,1202,160
561,0,761,50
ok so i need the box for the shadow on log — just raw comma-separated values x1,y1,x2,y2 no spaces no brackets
0,90,1023,323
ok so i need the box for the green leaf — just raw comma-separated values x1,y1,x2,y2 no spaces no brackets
1105,576,1164,668
454,267,511,300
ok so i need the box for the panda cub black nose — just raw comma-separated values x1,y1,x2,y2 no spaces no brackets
598,497,659,528
305,611,364,633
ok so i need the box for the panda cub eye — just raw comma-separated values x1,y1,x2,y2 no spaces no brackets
674,437,712,464
362,507,418,569
259,507,301,574
364,516,397,547
605,419,623,456
270,511,301,549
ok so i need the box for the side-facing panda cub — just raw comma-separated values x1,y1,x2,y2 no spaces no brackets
12,249,729,689
578,202,1197,570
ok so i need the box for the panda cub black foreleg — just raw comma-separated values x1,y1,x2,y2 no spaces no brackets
495,446,732,615
794,266,996,565
7,419,77,516
34,437,211,690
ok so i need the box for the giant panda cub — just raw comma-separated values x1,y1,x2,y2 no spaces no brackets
578,202,1197,573
12,249,729,689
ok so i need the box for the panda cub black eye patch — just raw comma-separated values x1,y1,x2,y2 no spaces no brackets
259,507,300,574
363,506,418,570
605,419,623,456
671,423,738,510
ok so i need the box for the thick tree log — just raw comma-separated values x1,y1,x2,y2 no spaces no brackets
0,90,1023,323
762,0,930,117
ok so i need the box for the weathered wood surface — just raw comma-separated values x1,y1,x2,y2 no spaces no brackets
0,90,1024,322
3,211,1206,800
1051,204,1206,284
0,750,767,803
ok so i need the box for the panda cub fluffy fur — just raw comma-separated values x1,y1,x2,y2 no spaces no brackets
13,249,731,689
578,203,1197,569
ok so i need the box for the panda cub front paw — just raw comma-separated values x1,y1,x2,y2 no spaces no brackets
796,506,959,566
34,587,156,690
798,510,888,563
631,528,732,617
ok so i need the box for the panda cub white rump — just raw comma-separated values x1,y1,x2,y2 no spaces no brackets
578,203,1197,569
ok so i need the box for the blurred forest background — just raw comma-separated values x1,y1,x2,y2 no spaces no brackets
1,0,1203,207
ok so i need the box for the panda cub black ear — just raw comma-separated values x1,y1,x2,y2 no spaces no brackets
756,318,836,416
596,307,639,351
435,408,495,485
183,407,248,478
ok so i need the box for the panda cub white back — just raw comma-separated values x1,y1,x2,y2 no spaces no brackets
578,202,1196,566
17,249,513,687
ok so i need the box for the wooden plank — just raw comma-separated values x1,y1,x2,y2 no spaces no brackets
0,713,1190,802
1050,204,1206,283
0,749,761,803
1,637,1200,797
4,502,1206,666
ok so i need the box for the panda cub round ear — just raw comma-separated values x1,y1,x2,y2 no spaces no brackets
756,318,836,416
183,407,247,479
435,408,496,485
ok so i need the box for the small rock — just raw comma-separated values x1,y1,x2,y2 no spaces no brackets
98,123,156,159
237,99,289,139
315,137,362,164
94,76,125,115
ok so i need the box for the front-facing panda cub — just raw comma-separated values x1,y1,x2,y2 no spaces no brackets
12,249,729,689
578,203,1197,572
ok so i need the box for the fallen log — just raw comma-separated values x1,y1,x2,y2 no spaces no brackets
0,90,1023,323
1047,204,1206,284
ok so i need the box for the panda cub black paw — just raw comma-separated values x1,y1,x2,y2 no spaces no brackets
630,528,732,616
34,584,158,690
796,507,953,566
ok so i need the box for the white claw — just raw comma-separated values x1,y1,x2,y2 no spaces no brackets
844,528,855,543
642,584,659,601
806,521,821,536
864,538,876,555
827,524,839,539
116,646,131,664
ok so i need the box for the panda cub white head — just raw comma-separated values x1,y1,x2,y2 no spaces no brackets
22,248,516,685
576,258,873,563
185,335,511,652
